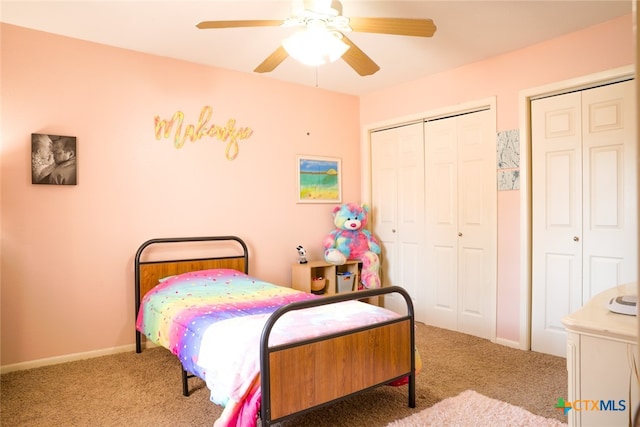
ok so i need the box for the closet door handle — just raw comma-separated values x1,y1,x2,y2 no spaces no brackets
392,229,396,233
458,232,463,237
573,236,580,242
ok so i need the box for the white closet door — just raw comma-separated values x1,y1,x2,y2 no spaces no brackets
531,92,583,357
531,79,637,357
371,122,425,318
456,110,497,338
581,81,637,299
424,117,458,330
424,109,496,340
372,127,399,297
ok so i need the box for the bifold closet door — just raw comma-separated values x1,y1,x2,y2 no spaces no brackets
423,109,496,340
531,79,637,357
371,122,425,319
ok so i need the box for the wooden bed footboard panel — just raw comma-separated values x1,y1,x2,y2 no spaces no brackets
268,319,412,420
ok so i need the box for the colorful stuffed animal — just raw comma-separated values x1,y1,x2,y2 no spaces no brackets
322,203,381,289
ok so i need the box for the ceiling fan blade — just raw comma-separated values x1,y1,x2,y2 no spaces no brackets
196,20,282,30
340,35,380,76
254,46,289,73
348,17,437,38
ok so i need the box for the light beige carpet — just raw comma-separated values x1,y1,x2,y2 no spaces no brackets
386,390,568,427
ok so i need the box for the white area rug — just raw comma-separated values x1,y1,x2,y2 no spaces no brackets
387,390,567,427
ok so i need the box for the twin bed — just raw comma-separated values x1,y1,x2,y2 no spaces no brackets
134,236,416,426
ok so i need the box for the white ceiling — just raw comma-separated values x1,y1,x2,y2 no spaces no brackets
0,1,632,95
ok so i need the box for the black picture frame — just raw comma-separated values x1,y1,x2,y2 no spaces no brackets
31,133,77,185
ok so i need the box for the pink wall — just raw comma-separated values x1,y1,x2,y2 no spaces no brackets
361,14,634,343
0,24,361,365
1,14,634,366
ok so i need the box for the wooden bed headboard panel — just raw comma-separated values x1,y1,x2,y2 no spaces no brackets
135,236,248,298
138,257,247,300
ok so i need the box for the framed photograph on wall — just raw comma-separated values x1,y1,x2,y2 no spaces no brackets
296,155,341,203
31,133,77,185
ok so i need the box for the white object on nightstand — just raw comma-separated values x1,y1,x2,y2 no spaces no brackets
607,295,638,316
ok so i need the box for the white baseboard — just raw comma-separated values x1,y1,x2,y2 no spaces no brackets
0,342,156,374
495,336,526,350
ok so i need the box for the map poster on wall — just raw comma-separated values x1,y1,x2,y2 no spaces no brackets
31,133,77,185
296,155,342,203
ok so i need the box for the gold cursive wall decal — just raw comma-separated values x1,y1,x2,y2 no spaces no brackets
154,106,254,160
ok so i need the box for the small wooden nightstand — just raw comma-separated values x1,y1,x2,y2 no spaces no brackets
291,260,361,296
562,283,639,426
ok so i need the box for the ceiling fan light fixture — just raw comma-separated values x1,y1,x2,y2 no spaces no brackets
282,27,349,66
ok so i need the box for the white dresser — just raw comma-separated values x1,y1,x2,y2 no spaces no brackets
562,283,639,427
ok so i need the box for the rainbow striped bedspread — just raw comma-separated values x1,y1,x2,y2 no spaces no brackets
136,268,400,427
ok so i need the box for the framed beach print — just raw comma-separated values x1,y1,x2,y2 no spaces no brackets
296,155,342,203
31,133,77,185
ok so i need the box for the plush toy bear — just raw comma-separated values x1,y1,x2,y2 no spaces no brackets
322,203,381,289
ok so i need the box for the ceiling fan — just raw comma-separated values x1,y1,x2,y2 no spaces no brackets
196,0,437,76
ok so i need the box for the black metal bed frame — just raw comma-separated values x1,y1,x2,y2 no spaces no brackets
134,236,416,426
259,285,416,426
